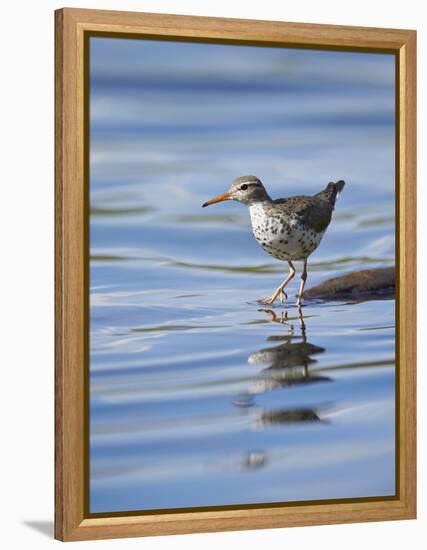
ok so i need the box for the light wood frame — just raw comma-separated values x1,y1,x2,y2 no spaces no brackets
55,7,416,542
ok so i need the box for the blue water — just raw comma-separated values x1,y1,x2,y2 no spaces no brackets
89,38,396,513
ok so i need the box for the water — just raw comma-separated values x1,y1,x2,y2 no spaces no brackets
89,38,396,513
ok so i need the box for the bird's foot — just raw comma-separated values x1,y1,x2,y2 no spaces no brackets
257,288,287,306
257,295,276,306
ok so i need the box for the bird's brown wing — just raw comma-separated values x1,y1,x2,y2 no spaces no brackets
273,195,333,233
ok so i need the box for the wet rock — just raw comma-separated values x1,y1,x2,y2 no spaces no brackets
304,266,395,301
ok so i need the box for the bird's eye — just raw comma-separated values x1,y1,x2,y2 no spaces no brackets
240,184,248,191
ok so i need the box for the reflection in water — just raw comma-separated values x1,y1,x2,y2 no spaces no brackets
235,307,330,431
241,450,268,470
247,308,329,395
257,408,321,427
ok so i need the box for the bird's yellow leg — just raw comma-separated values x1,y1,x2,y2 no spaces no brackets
296,260,308,307
258,261,295,306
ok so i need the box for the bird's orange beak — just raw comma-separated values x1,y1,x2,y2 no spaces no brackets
202,191,232,208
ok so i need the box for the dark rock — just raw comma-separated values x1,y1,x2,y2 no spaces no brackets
304,267,395,301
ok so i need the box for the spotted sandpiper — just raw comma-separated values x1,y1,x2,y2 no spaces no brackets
202,175,345,306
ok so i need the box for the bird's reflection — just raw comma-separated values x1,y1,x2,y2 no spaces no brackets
247,307,329,394
256,408,321,428
235,307,331,429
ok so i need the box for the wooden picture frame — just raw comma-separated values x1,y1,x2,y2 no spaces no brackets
55,7,416,542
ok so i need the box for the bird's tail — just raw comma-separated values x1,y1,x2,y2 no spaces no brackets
318,180,345,205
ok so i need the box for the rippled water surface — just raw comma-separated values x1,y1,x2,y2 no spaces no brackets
89,38,396,513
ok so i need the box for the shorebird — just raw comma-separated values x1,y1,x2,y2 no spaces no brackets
202,176,345,306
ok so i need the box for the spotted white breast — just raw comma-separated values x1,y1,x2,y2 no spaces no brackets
248,203,324,261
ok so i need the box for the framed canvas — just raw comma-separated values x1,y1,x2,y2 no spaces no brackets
55,8,416,542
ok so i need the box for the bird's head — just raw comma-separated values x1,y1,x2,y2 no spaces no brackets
202,175,271,207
